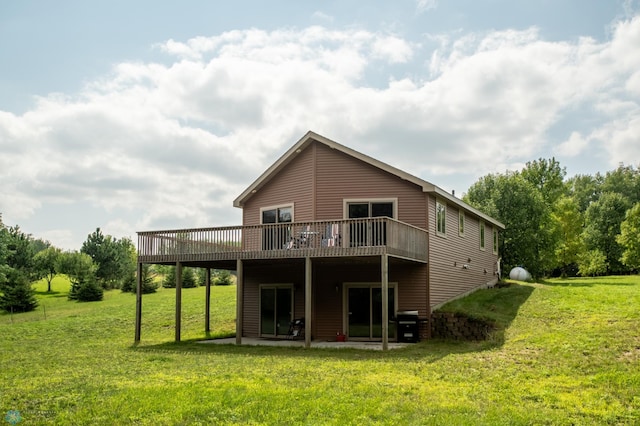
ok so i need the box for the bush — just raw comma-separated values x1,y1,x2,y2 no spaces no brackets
72,281,104,302
214,270,233,286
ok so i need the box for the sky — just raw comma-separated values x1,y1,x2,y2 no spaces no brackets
1,0,639,250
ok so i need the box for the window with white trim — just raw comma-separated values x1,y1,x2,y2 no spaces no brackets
493,229,498,254
260,204,293,250
459,211,465,237
480,221,486,250
436,201,446,236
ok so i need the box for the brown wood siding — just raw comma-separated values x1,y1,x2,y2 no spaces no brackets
243,146,315,226
428,195,500,308
314,142,427,228
242,259,428,340
241,261,306,338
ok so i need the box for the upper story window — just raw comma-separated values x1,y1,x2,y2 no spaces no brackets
493,229,498,254
436,201,446,236
345,199,396,247
261,204,293,250
480,221,486,250
345,200,395,219
261,205,293,224
458,211,465,237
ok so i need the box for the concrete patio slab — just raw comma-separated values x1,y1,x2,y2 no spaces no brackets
198,337,410,350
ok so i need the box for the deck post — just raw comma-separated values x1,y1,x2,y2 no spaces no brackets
134,262,142,343
305,256,312,348
205,267,211,333
381,254,389,351
236,259,243,345
175,261,182,342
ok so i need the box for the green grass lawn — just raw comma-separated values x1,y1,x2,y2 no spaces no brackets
1,276,639,425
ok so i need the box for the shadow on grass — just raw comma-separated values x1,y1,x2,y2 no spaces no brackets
131,337,496,363
434,282,534,347
34,290,67,298
132,284,535,363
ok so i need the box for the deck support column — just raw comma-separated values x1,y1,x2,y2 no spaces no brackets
381,253,389,351
205,268,211,333
134,262,142,343
175,261,182,342
236,259,243,345
304,256,312,349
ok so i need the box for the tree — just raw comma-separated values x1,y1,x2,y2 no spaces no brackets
33,247,62,292
58,251,103,302
464,172,551,278
566,174,602,213
550,196,584,277
617,203,640,270
577,249,608,277
0,224,38,313
182,267,197,288
5,226,36,277
162,266,176,288
582,192,631,274
521,157,567,207
139,264,159,294
121,264,159,294
161,266,197,288
0,268,38,313
214,269,233,286
601,164,640,205
81,229,136,289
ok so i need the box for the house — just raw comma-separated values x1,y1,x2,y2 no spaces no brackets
135,131,505,349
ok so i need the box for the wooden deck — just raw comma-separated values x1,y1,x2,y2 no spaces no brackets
137,218,428,264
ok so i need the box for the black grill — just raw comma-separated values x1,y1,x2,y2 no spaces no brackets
396,310,420,343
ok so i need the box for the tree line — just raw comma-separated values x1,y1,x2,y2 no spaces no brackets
2,160,638,311
464,161,640,279
0,223,231,313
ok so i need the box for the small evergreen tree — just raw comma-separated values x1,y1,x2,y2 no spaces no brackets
121,264,158,294
0,268,38,313
161,266,197,288
214,269,233,286
162,266,176,288
182,267,197,288
0,223,38,313
58,251,103,302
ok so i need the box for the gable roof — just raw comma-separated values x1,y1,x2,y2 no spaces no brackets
234,131,505,229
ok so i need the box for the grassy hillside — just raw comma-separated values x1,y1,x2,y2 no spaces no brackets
1,276,639,425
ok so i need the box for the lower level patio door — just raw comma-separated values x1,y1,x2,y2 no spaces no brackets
260,285,293,337
346,284,396,340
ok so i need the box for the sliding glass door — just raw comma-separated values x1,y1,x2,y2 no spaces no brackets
260,285,293,336
347,201,394,247
347,285,396,340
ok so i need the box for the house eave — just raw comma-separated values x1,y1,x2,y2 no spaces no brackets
233,130,505,230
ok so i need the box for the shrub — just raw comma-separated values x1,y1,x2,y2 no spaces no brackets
214,270,233,286
73,281,104,302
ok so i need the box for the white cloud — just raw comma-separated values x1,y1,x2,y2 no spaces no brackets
1,17,640,248
555,131,589,157
312,11,334,23
371,36,414,63
416,0,437,13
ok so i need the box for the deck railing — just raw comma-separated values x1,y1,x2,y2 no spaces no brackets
137,218,428,263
